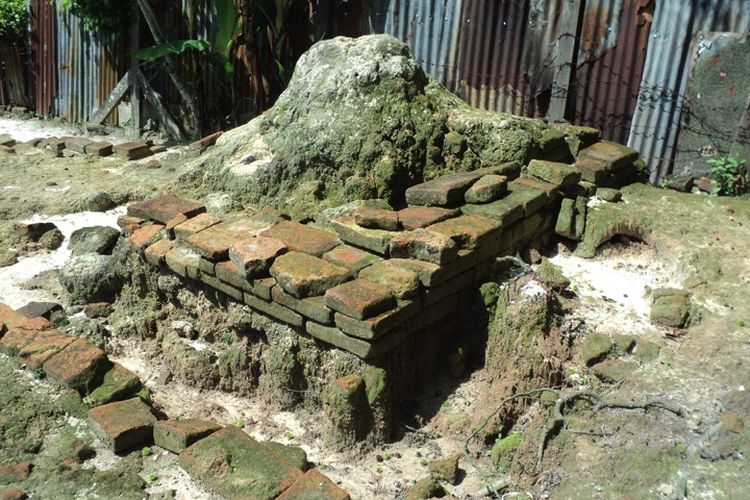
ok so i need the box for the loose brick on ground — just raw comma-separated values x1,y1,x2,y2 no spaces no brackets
261,221,340,257
325,279,396,320
270,252,351,299
127,194,205,224
87,363,142,407
154,419,222,453
0,462,32,483
43,338,111,394
64,137,93,153
85,141,113,157
390,228,458,264
88,398,156,454
277,469,350,500
17,329,76,369
113,141,152,160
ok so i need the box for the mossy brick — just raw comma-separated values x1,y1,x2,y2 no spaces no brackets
592,358,637,383
573,196,587,240
305,321,410,360
535,259,571,290
404,477,445,500
405,172,481,207
198,257,216,276
577,140,638,171
88,398,156,454
127,194,205,223
397,206,459,230
113,141,152,160
128,223,165,250
144,239,174,266
555,198,576,239
261,221,340,257
504,185,548,216
272,287,333,324
387,258,451,287
244,293,304,327
650,288,690,328
422,271,474,307
0,304,50,330
427,455,459,485
165,246,201,279
464,174,508,203
325,279,396,320
460,197,525,227
611,335,636,354
330,216,395,255
633,341,660,363
333,299,417,340
719,411,744,434
322,244,382,274
173,213,222,240
511,177,559,205
87,363,142,407
0,327,41,356
604,162,636,188
178,426,306,500
85,141,113,156
0,463,32,484
358,261,421,299
539,127,567,153
491,432,522,470
527,159,581,189
18,329,76,369
153,419,222,453
354,206,400,231
277,469,350,500
580,333,614,366
44,338,111,394
596,187,622,202
321,374,369,444
200,273,244,301
0,488,27,500
575,158,610,184
248,277,276,301
229,236,287,278
426,214,502,251
185,225,245,260
216,260,253,292
270,252,351,299
578,180,598,196
390,228,458,265
64,137,93,153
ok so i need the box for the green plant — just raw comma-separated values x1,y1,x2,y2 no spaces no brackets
237,420,245,429
707,155,748,196
0,0,26,43
58,0,128,34
141,446,152,457
147,472,158,482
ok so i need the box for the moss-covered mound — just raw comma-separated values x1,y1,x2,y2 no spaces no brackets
197,34,548,219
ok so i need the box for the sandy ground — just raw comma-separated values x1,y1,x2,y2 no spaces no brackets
0,115,130,143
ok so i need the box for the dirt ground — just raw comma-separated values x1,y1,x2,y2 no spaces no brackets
0,116,748,499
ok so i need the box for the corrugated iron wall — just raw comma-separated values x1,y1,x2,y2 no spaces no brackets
29,0,57,116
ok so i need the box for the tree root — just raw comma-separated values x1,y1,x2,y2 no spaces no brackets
465,387,684,476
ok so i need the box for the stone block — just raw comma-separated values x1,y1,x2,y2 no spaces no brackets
16,301,62,319
397,206,459,230
270,252,351,298
271,287,333,324
422,271,474,307
44,338,110,394
84,141,113,157
464,175,508,203
277,469,350,500
86,363,142,407
505,181,550,215
64,137,93,153
88,398,156,453
144,239,174,266
334,300,418,340
179,426,306,499
426,215,501,251
358,261,421,299
527,159,581,189
405,172,480,207
173,213,222,240
577,141,638,171
154,419,222,453
261,221,340,257
386,258,449,287
329,216,395,255
215,260,252,291
127,194,205,224
325,279,396,320
244,293,304,327
389,229,458,265
322,245,382,274
229,236,287,278
113,141,152,160
575,158,610,184
165,246,201,279
596,187,622,202
354,206,400,231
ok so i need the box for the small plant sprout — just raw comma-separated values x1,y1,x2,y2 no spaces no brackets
707,154,748,196
147,472,158,482
237,420,245,429
285,432,294,440
375,465,383,474
141,446,152,457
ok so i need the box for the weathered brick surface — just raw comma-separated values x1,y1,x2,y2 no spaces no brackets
277,469,350,500
174,213,222,240
244,293,304,327
113,141,152,160
85,141,113,157
154,419,222,453
577,140,638,170
322,245,382,274
405,172,480,207
426,215,501,250
334,300,418,340
464,175,508,204
0,463,31,483
128,223,165,250
229,236,287,278
144,239,174,266
423,271,475,307
44,338,110,394
127,194,205,224
272,287,333,324
270,252,351,299
184,226,243,260
215,260,252,291
261,221,340,257
88,398,156,453
504,182,549,215
389,229,458,265
16,301,61,319
354,207,400,231
527,160,581,189
64,137,93,153
358,261,420,299
117,215,145,229
575,158,610,184
387,258,449,287
330,217,395,255
325,279,396,320
165,246,201,279
18,329,76,369
87,363,142,407
397,206,458,230
200,273,243,301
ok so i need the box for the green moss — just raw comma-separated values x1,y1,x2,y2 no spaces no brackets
580,333,613,366
536,259,571,290
491,432,523,470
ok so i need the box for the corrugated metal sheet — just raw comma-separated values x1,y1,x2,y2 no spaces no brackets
629,0,750,181
29,0,57,116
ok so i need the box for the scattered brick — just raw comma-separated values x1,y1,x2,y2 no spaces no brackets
128,223,165,250
188,131,223,156
64,137,93,153
358,261,420,299
0,134,15,147
261,221,340,257
354,206,400,231
16,301,61,319
277,469,350,500
389,228,458,265
117,215,145,229
330,216,395,255
87,363,142,407
325,279,396,320
17,329,76,369
154,419,222,453
270,252,351,299
88,398,156,454
44,338,111,394
322,245,382,274
464,175,508,204
229,236,287,278
84,142,113,156
113,141,152,160
505,182,549,215
127,194,206,224
14,221,57,241
174,213,222,240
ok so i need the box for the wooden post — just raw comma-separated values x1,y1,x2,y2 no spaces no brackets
129,0,142,132
547,0,583,123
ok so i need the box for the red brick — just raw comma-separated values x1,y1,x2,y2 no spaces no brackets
215,260,252,291
184,225,245,260
397,206,458,230
88,398,156,453
262,221,340,257
270,252,351,298
272,287,333,324
329,217,395,255
358,261,421,299
277,469,350,500
18,329,76,369
165,246,202,278
575,158,610,184
144,239,174,266
322,245,382,274
389,229,458,264
426,215,501,250
174,213,222,240
113,141,152,160
464,174,508,203
128,223,165,250
154,419,222,453
405,172,480,207
43,338,110,394
228,236,287,278
333,299,418,340
127,194,205,224
354,206,400,231
325,279,396,320
117,215,145,229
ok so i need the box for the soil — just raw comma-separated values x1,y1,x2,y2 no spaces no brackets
0,116,748,498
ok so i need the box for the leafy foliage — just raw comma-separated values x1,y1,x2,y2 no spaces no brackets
135,40,211,63
0,0,26,42
58,0,128,34
707,154,748,197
